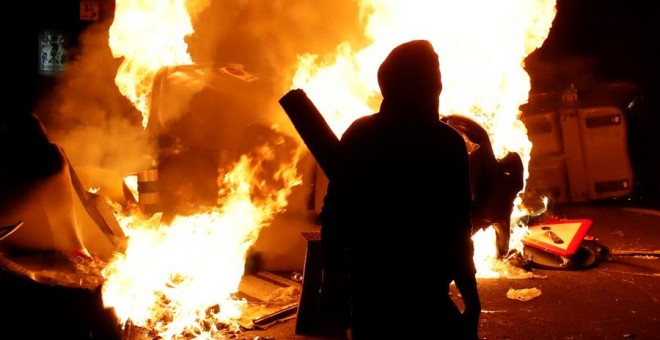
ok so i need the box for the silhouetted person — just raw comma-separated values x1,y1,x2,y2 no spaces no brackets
319,40,481,339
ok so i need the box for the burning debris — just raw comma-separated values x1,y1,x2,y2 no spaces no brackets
101,136,304,338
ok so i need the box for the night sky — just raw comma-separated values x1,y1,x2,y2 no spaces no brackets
527,0,660,94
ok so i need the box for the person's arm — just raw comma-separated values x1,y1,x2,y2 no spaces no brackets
454,132,481,339
454,267,481,339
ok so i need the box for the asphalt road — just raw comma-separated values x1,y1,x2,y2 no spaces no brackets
240,202,660,340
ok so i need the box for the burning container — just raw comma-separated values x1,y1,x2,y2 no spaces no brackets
141,64,320,272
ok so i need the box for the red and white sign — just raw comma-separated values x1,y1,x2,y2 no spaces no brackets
523,219,592,256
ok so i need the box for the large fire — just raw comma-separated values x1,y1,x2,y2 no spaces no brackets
103,142,303,337
292,0,557,278
102,0,557,337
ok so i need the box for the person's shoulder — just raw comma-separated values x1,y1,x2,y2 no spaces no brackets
341,113,378,139
351,113,379,128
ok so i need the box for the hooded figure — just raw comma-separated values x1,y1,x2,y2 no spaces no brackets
377,39,442,121
319,40,481,339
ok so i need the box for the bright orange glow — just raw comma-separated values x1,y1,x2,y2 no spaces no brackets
106,0,311,337
292,0,557,277
103,142,303,338
109,0,194,128
104,0,558,336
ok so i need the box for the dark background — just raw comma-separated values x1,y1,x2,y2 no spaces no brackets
525,0,660,205
1,0,659,203
528,0,659,93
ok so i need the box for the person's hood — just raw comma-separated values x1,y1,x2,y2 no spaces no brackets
377,40,442,122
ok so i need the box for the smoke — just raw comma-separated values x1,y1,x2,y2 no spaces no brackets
186,0,364,136
35,17,154,194
189,0,362,78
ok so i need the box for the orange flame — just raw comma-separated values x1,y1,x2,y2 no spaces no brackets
292,0,557,277
106,0,309,336
109,0,194,128
104,1,558,336
102,142,302,337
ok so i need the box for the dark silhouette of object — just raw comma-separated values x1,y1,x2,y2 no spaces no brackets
442,115,525,257
319,40,481,339
0,113,63,190
0,113,123,339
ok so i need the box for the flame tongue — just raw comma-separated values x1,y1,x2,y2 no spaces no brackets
109,0,194,128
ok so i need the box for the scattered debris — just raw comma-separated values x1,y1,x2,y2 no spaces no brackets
506,287,542,301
